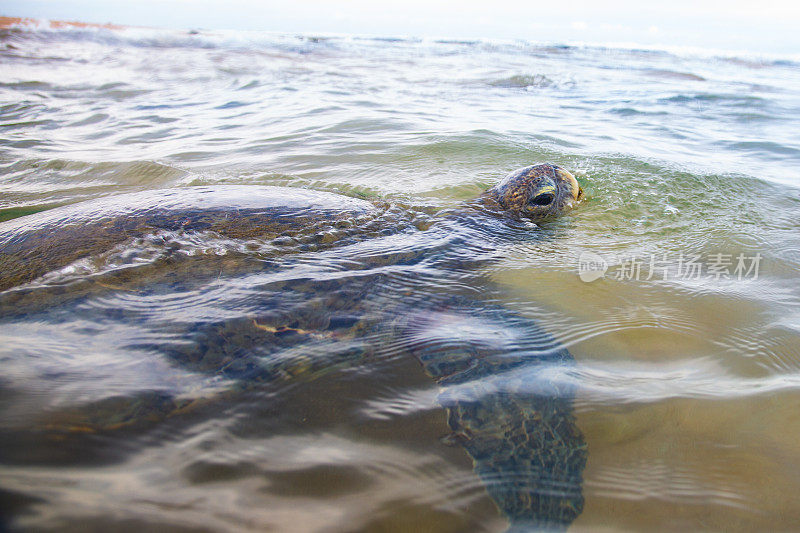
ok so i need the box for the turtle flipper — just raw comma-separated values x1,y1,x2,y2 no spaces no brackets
442,374,586,531
408,307,587,530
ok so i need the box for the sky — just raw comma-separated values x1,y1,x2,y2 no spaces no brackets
3,0,800,56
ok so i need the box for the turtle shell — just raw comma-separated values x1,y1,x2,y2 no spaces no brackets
0,185,585,529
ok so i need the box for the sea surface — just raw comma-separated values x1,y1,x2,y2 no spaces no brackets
2,23,800,532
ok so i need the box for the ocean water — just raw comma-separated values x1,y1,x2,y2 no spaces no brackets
2,23,800,532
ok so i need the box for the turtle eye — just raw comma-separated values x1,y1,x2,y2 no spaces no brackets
530,192,554,206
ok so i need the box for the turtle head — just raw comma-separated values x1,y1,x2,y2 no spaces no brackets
483,163,582,221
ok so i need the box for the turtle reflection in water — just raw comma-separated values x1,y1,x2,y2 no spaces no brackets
0,164,587,531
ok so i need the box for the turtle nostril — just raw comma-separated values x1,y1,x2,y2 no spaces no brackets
530,193,554,206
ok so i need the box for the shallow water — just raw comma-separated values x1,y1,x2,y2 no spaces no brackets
2,24,800,532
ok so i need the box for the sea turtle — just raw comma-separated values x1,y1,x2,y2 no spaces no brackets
0,163,586,531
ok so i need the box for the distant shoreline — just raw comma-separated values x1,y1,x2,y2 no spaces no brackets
0,16,123,30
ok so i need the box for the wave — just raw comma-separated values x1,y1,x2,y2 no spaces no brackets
4,18,800,67
489,74,556,89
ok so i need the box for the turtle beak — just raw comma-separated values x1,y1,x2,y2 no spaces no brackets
559,169,581,201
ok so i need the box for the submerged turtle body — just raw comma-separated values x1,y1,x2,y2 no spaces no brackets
0,163,586,530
